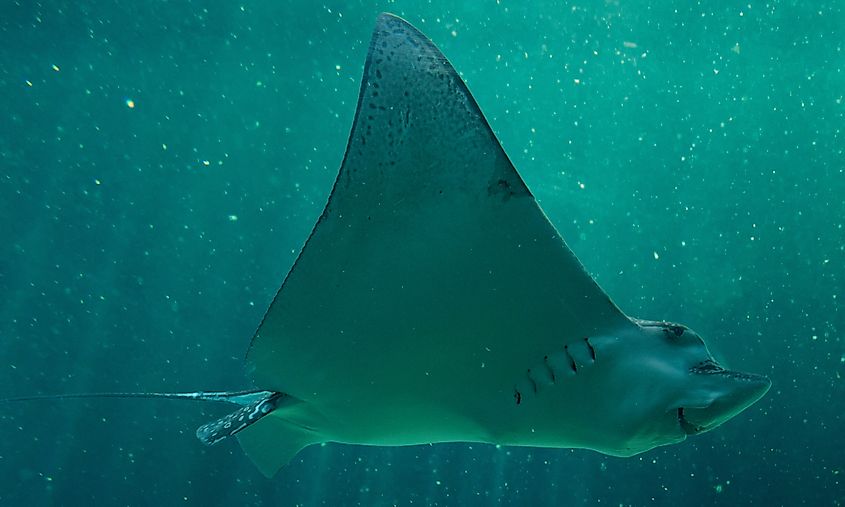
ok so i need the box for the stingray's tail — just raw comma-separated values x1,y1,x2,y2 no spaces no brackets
0,389,272,405
0,389,287,447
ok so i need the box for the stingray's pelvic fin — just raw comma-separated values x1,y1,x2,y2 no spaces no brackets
196,391,288,445
236,409,319,478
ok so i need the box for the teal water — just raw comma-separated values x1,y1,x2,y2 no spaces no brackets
1,1,842,505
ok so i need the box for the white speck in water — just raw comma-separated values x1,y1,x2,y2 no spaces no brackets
653,251,660,260
228,215,238,222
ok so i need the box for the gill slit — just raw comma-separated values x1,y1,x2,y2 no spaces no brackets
585,337,596,361
526,370,538,393
543,356,556,383
564,345,577,373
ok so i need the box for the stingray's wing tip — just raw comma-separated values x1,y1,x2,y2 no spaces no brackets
375,12,417,32
377,12,402,23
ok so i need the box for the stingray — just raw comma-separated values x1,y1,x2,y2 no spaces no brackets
4,13,770,477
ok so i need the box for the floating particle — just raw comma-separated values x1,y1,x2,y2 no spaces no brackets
125,99,135,109
52,64,60,72
653,251,660,260
228,215,239,222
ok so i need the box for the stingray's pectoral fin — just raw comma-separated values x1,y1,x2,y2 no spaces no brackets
195,391,287,446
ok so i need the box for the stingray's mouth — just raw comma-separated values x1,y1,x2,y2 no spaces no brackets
676,366,771,437
677,407,705,435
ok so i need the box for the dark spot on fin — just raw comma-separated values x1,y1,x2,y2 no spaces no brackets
196,392,286,446
486,177,521,201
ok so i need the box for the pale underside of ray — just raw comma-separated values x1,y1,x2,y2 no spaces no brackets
238,13,634,475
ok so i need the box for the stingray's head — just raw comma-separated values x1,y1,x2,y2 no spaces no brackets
599,320,771,455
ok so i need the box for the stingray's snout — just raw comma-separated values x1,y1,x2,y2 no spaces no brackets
679,369,771,435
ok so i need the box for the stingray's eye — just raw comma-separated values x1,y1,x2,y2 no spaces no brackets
663,325,685,340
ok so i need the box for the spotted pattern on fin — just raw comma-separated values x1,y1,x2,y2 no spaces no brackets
196,392,286,445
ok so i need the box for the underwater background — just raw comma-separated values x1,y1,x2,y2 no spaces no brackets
1,0,842,505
